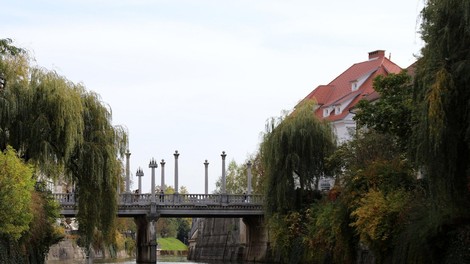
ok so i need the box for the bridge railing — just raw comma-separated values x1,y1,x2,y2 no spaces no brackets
54,193,76,204
53,193,264,206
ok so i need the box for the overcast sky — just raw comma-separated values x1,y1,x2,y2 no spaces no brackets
1,0,424,194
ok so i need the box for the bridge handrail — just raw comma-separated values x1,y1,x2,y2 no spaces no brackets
53,193,264,206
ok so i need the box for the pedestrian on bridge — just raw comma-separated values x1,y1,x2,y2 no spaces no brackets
134,189,139,202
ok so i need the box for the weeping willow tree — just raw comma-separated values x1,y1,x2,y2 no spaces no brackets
66,90,127,247
0,39,127,250
403,0,470,262
260,99,336,215
413,0,470,219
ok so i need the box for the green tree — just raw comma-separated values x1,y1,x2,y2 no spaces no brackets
325,131,415,263
214,155,264,195
156,185,191,241
260,99,336,215
215,160,246,194
400,1,470,262
26,182,64,263
175,218,190,243
354,71,413,150
0,146,34,240
0,39,127,249
304,199,355,264
413,0,470,214
0,38,25,57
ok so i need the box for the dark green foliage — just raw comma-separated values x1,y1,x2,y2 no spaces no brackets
408,2,470,261
24,183,64,264
260,100,336,263
354,71,413,150
326,131,415,263
305,199,356,264
413,0,470,210
260,99,336,215
0,236,26,264
176,218,190,244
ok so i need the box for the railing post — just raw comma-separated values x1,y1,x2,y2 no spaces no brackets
149,159,158,203
221,151,227,194
204,160,209,195
174,150,179,194
160,159,166,192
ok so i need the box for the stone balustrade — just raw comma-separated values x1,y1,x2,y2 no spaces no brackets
53,193,263,206
53,193,264,218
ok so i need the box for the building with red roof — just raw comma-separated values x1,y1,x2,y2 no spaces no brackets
303,50,403,143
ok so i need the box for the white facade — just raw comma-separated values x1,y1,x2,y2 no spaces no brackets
332,112,356,144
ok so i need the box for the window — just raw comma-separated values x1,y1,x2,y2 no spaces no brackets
351,81,358,91
335,105,341,115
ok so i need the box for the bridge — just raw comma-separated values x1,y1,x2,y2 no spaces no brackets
54,192,265,264
54,192,264,217
52,151,266,263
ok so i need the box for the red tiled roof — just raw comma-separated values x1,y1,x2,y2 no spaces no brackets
304,85,334,105
303,51,403,122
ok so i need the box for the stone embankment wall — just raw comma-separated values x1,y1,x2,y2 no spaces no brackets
47,239,131,262
188,217,275,263
47,239,86,261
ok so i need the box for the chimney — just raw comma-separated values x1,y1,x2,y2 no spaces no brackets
368,50,385,60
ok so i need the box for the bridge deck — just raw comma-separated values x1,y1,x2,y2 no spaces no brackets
55,193,264,217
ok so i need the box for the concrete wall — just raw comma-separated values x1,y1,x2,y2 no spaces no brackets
188,218,244,262
188,217,274,263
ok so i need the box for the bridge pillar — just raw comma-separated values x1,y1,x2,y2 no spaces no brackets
242,216,270,262
134,214,158,264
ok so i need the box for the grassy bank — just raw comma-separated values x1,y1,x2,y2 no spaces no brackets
157,237,187,251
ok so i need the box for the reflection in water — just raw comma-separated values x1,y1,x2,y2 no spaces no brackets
46,255,204,264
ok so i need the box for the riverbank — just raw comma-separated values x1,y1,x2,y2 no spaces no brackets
46,237,189,263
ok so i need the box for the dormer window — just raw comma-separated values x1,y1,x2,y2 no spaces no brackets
335,105,341,115
351,81,359,91
323,108,329,117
